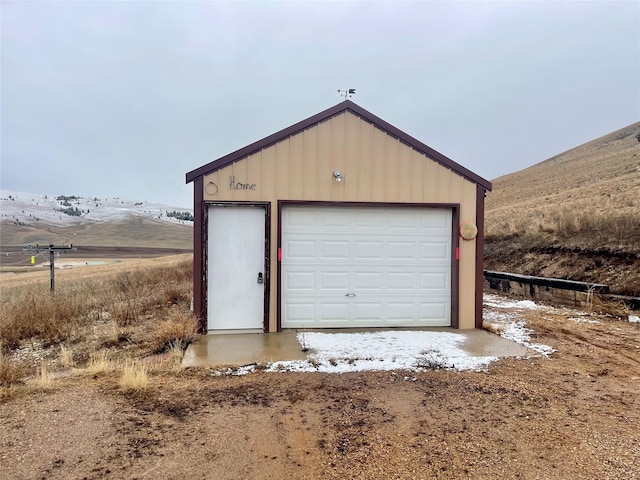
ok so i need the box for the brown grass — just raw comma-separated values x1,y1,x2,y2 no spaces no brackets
119,360,148,391
486,120,640,253
0,347,28,386
0,255,196,384
35,362,54,390
485,121,640,295
59,345,74,368
0,257,193,351
84,351,112,375
150,308,199,354
0,216,192,249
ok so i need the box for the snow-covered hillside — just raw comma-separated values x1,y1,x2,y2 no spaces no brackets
0,190,194,227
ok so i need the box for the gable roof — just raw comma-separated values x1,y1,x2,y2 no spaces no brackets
186,100,492,191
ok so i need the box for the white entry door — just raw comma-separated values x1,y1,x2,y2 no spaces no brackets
207,206,266,330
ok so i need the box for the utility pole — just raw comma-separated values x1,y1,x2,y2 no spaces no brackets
23,244,75,292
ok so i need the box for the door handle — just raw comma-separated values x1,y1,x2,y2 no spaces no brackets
345,293,356,297
257,272,263,284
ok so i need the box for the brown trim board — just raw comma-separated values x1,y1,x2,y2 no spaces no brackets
475,186,487,329
277,201,460,331
192,177,205,333
450,205,460,329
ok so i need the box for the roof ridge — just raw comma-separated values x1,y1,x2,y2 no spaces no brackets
185,101,491,191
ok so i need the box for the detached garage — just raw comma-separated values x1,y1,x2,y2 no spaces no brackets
186,101,492,333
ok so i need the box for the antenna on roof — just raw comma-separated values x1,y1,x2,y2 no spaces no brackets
337,88,356,100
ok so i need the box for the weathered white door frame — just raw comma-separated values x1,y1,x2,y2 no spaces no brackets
205,202,270,331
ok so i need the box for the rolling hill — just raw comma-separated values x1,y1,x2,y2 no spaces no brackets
0,191,193,250
485,121,640,296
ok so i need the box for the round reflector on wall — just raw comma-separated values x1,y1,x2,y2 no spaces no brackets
459,222,478,240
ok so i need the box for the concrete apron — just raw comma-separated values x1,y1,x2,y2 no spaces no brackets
182,328,534,368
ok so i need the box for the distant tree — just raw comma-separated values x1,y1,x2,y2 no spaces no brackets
635,131,640,143
166,210,194,222
58,206,82,217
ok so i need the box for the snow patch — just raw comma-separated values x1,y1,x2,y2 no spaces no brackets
0,190,193,227
498,320,555,357
483,294,547,311
210,294,557,376
483,295,555,357
568,317,600,324
212,331,500,375
630,315,640,323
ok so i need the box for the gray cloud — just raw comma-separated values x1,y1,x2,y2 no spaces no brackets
2,1,638,207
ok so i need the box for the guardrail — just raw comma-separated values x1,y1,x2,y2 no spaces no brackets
484,270,639,310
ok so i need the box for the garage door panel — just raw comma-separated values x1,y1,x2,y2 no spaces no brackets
320,303,349,320
354,302,384,320
282,206,452,328
420,302,448,320
286,209,317,228
353,240,385,259
321,240,350,259
284,271,315,291
320,210,351,227
320,271,350,290
352,271,384,290
387,241,420,259
420,242,450,260
420,210,451,229
420,272,449,290
388,211,424,229
386,302,417,321
286,303,315,323
387,272,417,290
353,211,384,228
286,239,316,259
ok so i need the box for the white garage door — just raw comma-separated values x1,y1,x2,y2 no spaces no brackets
281,205,452,328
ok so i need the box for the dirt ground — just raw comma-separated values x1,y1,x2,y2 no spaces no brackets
1,307,639,479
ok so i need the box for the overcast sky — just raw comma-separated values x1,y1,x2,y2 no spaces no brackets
1,1,638,208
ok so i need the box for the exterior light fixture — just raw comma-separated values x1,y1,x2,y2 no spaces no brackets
333,170,343,183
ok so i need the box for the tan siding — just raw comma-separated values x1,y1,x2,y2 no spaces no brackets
344,113,360,200
201,110,482,330
384,137,398,199
288,132,304,199
424,157,438,202
245,152,261,201
203,170,218,200
370,126,386,202
411,150,425,203
316,120,332,195
330,114,346,202
261,146,276,201
234,158,248,201
302,128,317,199
458,179,478,329
397,143,412,203
275,141,290,198
357,121,372,201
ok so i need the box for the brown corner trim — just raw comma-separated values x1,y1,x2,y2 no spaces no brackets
450,205,460,329
475,186,486,329
276,201,283,331
193,177,205,333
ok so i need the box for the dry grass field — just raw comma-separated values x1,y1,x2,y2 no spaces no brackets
0,216,192,250
1,256,639,479
1,255,197,380
485,121,640,295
